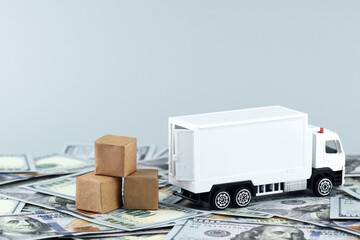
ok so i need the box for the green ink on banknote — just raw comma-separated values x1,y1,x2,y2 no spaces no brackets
103,218,134,227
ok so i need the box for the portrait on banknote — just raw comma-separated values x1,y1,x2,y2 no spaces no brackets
0,216,54,239
292,204,330,221
230,225,306,240
247,198,332,227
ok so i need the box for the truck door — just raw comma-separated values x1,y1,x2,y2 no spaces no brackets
174,129,194,181
323,139,344,171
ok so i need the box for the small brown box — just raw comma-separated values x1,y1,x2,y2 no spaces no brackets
95,134,137,177
124,169,159,210
76,171,122,213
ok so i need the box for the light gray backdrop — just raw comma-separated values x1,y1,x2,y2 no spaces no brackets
0,1,359,156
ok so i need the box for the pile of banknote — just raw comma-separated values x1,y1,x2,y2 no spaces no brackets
1,146,360,240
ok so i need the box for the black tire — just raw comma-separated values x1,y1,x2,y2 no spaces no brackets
314,176,333,196
210,189,231,210
233,187,252,207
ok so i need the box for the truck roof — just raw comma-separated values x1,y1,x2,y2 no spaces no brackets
169,106,307,129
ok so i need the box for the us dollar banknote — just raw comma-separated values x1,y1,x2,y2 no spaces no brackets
0,210,114,240
330,196,360,219
332,219,360,238
0,188,209,231
245,196,360,236
24,173,181,203
72,233,168,240
0,172,45,186
245,197,332,227
0,154,36,173
21,169,92,200
70,228,170,239
0,198,25,215
211,208,274,219
61,144,157,161
340,186,360,200
164,218,357,240
61,143,95,159
208,214,309,226
24,160,169,199
34,154,94,175
208,213,360,238
343,177,360,188
345,155,360,177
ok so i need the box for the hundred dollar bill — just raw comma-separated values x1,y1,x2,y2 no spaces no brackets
1,174,60,191
0,210,114,240
0,172,47,186
0,188,209,231
22,169,92,200
211,208,274,219
345,155,360,177
340,186,360,200
344,177,360,187
208,213,360,237
245,197,333,227
164,218,356,240
24,170,175,202
330,196,360,219
343,179,359,189
61,143,95,159
34,153,94,175
245,196,360,236
0,154,36,173
65,202,209,231
208,214,306,225
73,233,168,240
0,198,25,215
332,219,360,238
71,228,170,239
21,204,48,212
61,143,157,161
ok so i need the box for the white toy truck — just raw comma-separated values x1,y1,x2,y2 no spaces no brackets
168,106,345,209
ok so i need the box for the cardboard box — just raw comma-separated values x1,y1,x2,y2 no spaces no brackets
95,134,137,177
124,169,158,210
76,171,122,213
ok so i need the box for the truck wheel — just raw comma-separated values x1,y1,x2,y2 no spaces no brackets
210,189,231,210
314,177,333,196
233,187,252,207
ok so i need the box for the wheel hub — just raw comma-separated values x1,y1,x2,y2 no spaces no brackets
318,178,332,195
215,191,230,209
236,189,251,206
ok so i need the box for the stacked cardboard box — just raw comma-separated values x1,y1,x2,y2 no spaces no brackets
76,134,158,213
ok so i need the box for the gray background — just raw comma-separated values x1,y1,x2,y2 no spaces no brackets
0,1,359,156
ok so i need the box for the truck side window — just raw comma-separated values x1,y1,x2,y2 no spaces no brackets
325,140,338,154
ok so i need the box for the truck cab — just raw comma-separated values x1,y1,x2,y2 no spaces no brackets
309,126,345,197
312,127,345,172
